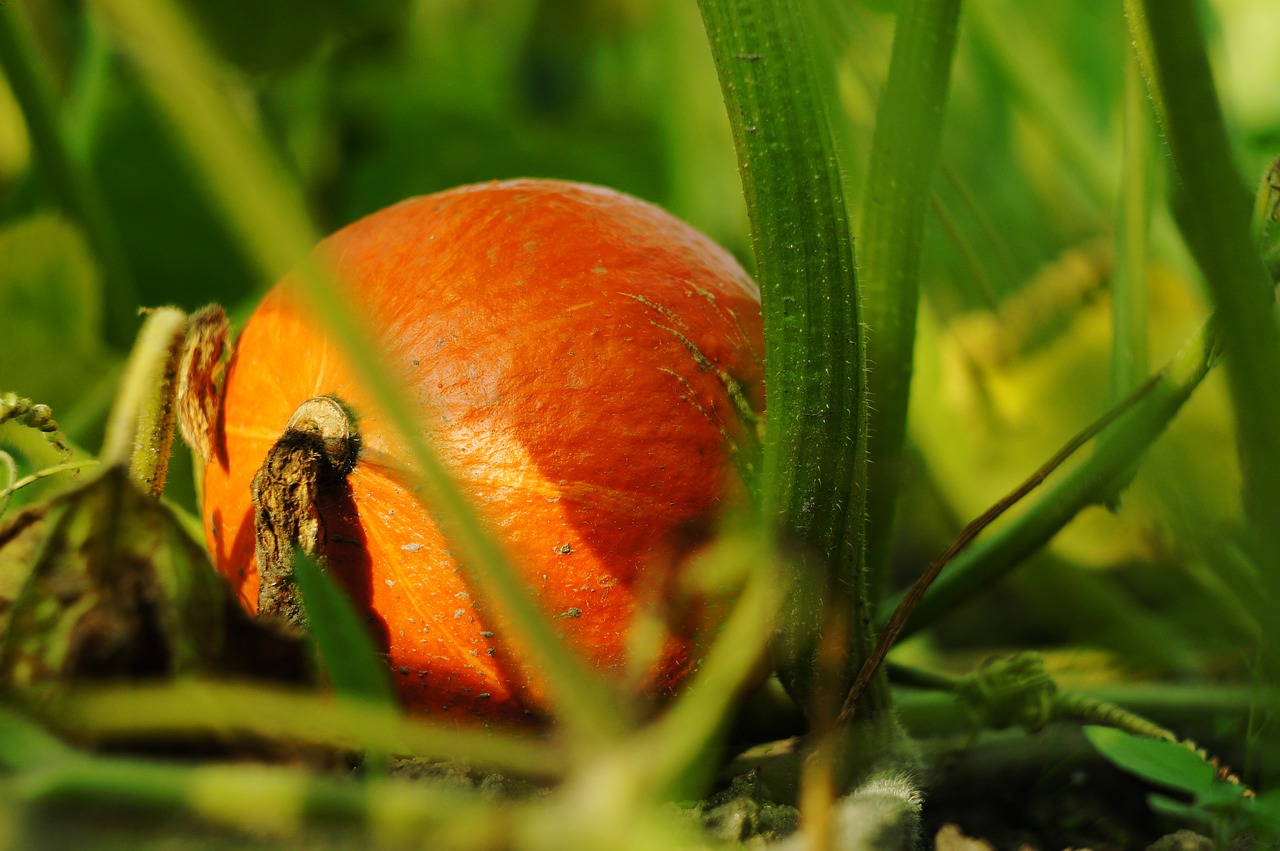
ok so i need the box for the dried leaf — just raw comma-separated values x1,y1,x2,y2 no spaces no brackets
0,466,310,693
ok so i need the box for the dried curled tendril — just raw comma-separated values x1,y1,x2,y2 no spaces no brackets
0,393,96,518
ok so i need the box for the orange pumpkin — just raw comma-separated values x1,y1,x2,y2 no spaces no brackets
200,179,764,721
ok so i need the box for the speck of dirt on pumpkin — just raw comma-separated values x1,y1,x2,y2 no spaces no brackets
402,543,421,552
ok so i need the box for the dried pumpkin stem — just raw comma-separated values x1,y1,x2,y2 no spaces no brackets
100,306,188,497
251,396,360,629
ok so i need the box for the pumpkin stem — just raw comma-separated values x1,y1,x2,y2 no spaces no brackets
251,396,360,628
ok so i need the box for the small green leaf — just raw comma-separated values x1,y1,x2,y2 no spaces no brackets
291,550,395,708
1084,726,1216,797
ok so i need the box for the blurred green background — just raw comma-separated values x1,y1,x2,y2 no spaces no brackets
3,0,1279,718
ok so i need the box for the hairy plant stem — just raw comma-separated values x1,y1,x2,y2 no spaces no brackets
697,0,893,778
99,307,188,497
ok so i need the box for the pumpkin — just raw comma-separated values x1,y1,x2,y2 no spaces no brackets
199,179,765,721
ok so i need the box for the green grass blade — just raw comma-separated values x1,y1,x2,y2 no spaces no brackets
1126,0,1280,781
1124,1,1280,523
93,0,623,745
859,0,962,599
1110,49,1152,401
291,551,396,709
0,4,138,345
13,748,501,845
42,680,563,777
697,0,875,716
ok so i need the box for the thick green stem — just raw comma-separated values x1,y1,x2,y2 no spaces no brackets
99,306,187,497
860,0,962,599
697,0,878,724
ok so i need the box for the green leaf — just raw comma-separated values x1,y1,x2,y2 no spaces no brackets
291,550,396,708
1246,789,1280,834
1084,726,1216,797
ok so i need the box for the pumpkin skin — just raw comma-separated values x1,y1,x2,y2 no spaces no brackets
201,179,764,721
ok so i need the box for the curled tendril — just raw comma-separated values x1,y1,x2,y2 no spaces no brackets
0,393,70,457
0,393,90,520
954,651,1059,733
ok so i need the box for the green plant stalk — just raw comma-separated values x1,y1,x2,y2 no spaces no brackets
696,0,881,726
40,680,563,778
1126,0,1280,779
0,3,138,346
1111,48,1151,401
94,0,622,747
880,315,1217,636
859,0,961,600
99,306,187,497
11,748,501,845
